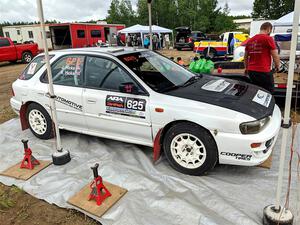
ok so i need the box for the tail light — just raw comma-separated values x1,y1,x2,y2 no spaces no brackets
11,86,15,96
274,84,296,89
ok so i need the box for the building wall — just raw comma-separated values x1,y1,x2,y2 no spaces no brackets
233,18,254,31
250,20,276,37
2,25,52,49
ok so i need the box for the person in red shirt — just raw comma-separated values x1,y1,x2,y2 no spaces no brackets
244,22,280,93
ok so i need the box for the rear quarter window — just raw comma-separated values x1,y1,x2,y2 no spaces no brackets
19,55,54,80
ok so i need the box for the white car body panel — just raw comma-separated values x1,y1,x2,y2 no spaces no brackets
10,47,282,167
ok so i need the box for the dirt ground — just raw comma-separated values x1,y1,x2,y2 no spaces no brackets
0,62,100,225
0,49,299,225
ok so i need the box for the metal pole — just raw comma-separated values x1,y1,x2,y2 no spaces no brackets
275,0,300,210
36,0,62,151
148,2,153,50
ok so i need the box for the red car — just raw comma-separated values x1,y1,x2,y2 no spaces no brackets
0,37,39,63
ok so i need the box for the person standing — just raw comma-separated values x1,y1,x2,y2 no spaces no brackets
160,34,164,49
229,36,237,54
152,33,158,50
143,35,150,48
126,35,132,47
244,22,280,93
165,34,170,49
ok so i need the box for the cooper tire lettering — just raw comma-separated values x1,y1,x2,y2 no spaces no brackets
220,152,252,161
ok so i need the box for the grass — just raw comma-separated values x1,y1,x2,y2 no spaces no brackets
0,185,19,210
0,106,17,124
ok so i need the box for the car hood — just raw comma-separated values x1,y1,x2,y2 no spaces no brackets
164,75,275,120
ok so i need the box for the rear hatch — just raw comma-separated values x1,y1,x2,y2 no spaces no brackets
175,27,192,43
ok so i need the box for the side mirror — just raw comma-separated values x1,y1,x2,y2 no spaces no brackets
119,82,139,94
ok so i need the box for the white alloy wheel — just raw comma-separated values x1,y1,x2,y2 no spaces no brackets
28,109,47,135
170,133,207,169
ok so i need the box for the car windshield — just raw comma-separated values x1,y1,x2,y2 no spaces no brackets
118,51,195,92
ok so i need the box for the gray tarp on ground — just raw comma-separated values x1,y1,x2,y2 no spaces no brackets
0,119,299,225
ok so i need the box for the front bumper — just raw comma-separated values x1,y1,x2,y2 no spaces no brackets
10,97,22,115
175,42,193,49
216,105,282,166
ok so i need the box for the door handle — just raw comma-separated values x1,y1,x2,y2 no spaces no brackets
87,99,97,104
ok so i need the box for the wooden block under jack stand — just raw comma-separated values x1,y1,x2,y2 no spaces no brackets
0,160,52,180
68,181,127,217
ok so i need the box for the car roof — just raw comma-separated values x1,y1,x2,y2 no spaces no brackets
50,47,148,56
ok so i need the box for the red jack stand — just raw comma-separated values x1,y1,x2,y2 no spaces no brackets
20,139,40,170
88,163,111,206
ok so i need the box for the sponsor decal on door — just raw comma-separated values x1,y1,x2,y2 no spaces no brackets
106,95,146,119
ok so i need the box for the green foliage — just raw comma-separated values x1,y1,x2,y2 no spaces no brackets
252,0,294,19
214,2,237,33
106,0,137,25
131,0,236,33
0,0,238,35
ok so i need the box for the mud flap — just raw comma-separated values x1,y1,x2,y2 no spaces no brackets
153,129,162,162
19,104,29,130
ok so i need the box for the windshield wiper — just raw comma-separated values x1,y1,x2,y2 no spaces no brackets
181,75,201,87
160,85,181,93
160,75,202,93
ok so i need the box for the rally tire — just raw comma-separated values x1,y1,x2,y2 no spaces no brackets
22,52,33,63
26,103,53,140
163,122,218,175
203,48,216,59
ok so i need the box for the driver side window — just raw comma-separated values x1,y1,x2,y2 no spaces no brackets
85,56,143,93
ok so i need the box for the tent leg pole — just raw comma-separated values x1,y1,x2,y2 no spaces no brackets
148,2,153,50
36,0,71,166
263,1,300,224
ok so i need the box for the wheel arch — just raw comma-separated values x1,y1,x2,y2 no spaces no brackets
19,101,45,130
22,50,33,56
153,120,218,162
203,47,217,56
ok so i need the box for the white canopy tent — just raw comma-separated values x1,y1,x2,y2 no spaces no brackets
274,11,299,26
118,24,173,46
273,11,300,33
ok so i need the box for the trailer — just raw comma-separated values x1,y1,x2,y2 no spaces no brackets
193,32,249,58
2,24,52,50
49,23,125,49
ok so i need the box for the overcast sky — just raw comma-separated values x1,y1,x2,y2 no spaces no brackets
0,0,254,23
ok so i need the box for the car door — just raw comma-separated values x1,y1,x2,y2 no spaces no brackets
0,38,16,61
82,55,153,146
38,54,87,131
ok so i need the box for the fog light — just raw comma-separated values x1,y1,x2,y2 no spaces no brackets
251,143,262,148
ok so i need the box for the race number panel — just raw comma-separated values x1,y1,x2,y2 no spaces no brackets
106,95,146,119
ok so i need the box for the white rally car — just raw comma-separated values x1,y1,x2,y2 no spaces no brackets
10,47,282,175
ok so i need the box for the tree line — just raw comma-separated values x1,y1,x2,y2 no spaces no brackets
106,0,237,34
0,0,295,37
105,0,295,33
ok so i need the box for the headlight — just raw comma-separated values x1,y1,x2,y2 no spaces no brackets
239,117,270,134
